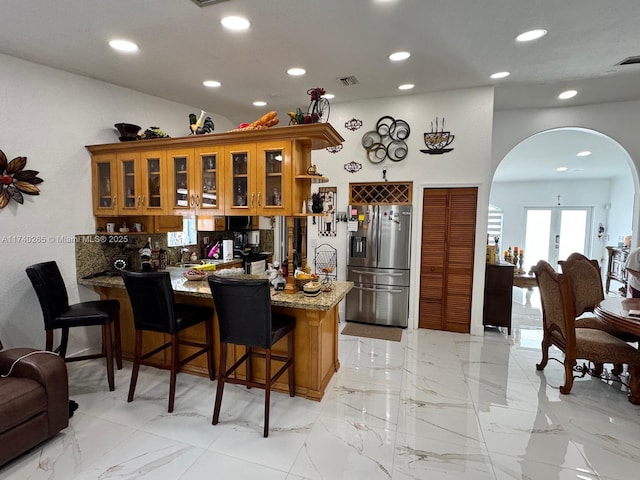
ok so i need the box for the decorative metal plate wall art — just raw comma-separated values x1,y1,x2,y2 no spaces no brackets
361,116,410,163
420,117,455,154
0,148,44,209
326,144,343,154
344,160,362,174
344,118,363,131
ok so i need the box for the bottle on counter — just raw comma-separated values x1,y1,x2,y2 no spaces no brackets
140,237,152,272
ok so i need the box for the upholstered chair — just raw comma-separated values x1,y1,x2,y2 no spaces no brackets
533,259,640,404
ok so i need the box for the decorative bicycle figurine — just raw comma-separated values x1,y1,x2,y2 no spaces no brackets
288,87,331,124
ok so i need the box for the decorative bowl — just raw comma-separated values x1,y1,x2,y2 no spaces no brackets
119,227,130,233
303,281,322,296
183,270,207,281
114,123,141,141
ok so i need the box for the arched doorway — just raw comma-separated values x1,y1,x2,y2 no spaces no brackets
490,127,635,269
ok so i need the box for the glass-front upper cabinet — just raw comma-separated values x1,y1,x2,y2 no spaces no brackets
168,149,193,213
92,153,117,215
141,150,167,214
117,151,141,214
225,143,255,215
257,141,290,215
194,146,224,215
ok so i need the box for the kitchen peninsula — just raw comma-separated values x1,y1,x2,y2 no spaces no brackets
79,268,352,401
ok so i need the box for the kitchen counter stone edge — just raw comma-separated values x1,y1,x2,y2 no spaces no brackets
78,267,353,311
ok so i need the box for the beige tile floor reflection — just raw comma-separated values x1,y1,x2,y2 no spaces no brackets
2,290,639,479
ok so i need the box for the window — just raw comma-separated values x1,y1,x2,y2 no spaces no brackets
167,215,197,247
487,204,504,244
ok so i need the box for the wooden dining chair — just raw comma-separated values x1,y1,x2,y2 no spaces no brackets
532,259,640,404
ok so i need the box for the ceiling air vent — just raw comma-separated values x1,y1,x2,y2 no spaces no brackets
618,56,640,66
191,0,232,7
338,75,360,86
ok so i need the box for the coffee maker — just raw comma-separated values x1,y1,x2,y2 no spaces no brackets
233,231,248,257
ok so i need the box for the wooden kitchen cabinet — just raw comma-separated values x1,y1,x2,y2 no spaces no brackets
91,150,168,216
92,153,118,216
225,141,291,216
167,145,225,216
88,123,344,218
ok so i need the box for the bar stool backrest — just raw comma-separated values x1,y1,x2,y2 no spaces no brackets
121,271,177,334
25,261,70,329
208,277,273,348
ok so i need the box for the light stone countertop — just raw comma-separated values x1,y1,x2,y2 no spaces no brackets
78,267,353,311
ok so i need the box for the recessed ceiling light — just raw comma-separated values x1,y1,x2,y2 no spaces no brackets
389,51,411,61
556,167,568,172
398,83,414,90
109,39,139,53
253,101,267,107
516,29,547,42
322,93,335,99
203,80,221,88
490,71,510,79
558,89,578,100
576,151,591,157
220,16,251,31
287,67,306,76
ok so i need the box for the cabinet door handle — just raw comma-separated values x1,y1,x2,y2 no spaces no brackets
257,191,262,207
251,192,255,207
190,193,195,207
196,194,200,207
113,196,117,207
141,195,145,206
137,195,141,206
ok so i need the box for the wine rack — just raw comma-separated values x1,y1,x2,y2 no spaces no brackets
349,182,412,205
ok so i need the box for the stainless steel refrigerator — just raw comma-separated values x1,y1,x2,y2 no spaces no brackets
345,205,412,327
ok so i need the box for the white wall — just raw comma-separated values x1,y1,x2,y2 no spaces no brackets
607,175,634,246
0,53,233,349
305,87,495,334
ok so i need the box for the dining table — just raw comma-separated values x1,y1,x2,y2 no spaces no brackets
594,297,640,337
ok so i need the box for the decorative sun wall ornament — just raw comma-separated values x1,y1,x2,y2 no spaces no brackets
344,118,363,131
0,148,43,209
326,144,343,154
344,160,362,174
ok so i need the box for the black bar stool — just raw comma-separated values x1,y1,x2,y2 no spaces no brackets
121,270,215,413
208,276,295,437
26,260,122,391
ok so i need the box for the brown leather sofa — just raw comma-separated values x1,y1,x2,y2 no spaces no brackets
0,338,69,466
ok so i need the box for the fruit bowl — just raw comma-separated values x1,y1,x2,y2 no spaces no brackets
183,269,207,281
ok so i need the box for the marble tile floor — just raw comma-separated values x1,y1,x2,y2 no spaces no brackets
2,292,639,479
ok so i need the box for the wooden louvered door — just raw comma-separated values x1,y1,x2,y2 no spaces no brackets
419,187,477,332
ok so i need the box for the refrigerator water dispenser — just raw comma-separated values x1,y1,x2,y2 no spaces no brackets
350,236,367,259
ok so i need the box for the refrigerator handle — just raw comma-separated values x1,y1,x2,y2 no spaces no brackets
350,269,403,277
353,285,405,294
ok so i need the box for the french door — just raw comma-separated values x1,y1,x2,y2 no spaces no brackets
524,207,592,267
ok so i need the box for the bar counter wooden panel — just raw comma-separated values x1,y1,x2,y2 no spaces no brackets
84,272,352,401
